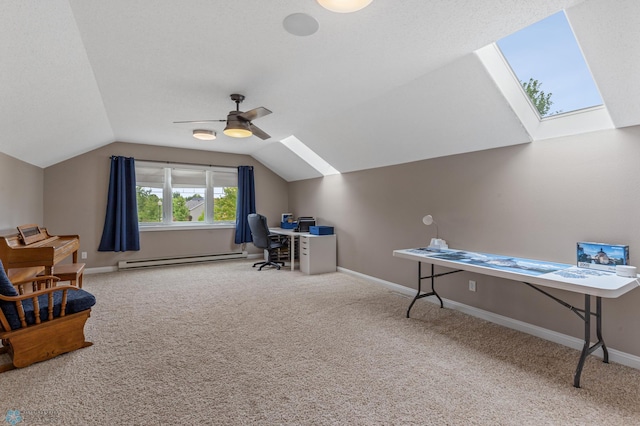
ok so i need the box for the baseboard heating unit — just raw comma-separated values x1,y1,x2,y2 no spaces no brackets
118,252,247,270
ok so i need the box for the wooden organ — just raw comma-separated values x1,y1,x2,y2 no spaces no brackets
0,224,80,282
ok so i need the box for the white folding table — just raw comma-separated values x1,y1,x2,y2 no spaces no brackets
393,247,639,387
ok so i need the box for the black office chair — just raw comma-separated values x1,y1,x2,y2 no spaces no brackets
247,213,288,271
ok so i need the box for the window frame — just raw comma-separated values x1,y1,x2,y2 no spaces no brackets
475,43,613,141
135,161,238,231
494,10,604,119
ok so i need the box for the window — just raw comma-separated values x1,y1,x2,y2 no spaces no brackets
135,161,237,228
496,11,603,118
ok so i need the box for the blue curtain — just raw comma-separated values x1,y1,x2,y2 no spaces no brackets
234,165,256,244
98,156,140,252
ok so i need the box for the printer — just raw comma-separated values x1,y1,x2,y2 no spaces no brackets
295,217,316,232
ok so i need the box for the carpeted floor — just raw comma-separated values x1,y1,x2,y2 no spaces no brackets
1,260,640,425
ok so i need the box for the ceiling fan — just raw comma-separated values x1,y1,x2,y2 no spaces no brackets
174,94,272,140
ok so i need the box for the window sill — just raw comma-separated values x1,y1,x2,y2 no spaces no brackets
139,223,235,232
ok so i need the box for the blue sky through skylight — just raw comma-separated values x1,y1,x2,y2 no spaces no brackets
496,11,603,117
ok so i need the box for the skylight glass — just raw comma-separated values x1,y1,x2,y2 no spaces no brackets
496,11,603,118
281,135,340,176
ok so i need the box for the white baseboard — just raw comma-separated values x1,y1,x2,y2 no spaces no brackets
86,266,117,274
338,266,640,371
86,252,257,274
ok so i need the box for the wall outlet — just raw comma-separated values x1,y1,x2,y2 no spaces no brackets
469,280,477,292
81,251,87,259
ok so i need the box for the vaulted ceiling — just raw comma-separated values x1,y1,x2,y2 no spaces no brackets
2,0,639,181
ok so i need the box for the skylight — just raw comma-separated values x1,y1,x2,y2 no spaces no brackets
496,11,603,118
281,135,340,176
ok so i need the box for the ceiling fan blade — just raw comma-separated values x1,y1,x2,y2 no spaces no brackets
173,119,226,124
239,107,272,122
250,123,270,140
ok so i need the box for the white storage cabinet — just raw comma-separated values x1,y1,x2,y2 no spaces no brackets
299,234,336,275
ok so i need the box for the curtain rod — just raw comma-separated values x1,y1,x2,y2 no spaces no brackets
112,156,250,170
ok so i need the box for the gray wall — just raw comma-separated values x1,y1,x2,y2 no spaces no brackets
42,142,288,268
288,126,640,357
3,127,640,357
0,152,43,234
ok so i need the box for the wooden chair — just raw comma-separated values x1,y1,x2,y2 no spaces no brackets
0,260,95,373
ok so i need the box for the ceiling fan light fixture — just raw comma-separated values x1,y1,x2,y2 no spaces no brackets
177,94,271,140
223,127,253,138
223,119,253,138
192,129,216,140
317,0,372,13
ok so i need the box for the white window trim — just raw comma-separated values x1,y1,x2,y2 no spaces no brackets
475,43,614,141
138,221,237,230
135,161,238,230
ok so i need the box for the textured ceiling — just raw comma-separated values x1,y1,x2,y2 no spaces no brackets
2,0,638,181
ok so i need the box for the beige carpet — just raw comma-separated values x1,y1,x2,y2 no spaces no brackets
1,260,640,425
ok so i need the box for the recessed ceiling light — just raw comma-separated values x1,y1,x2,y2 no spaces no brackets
317,0,372,13
192,129,216,140
283,13,319,37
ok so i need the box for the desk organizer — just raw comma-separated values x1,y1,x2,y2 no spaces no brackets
280,221,298,229
310,226,334,235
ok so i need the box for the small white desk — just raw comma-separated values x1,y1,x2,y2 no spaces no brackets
393,247,639,387
270,228,337,274
269,228,309,271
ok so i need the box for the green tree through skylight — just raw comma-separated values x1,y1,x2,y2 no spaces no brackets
521,78,554,116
